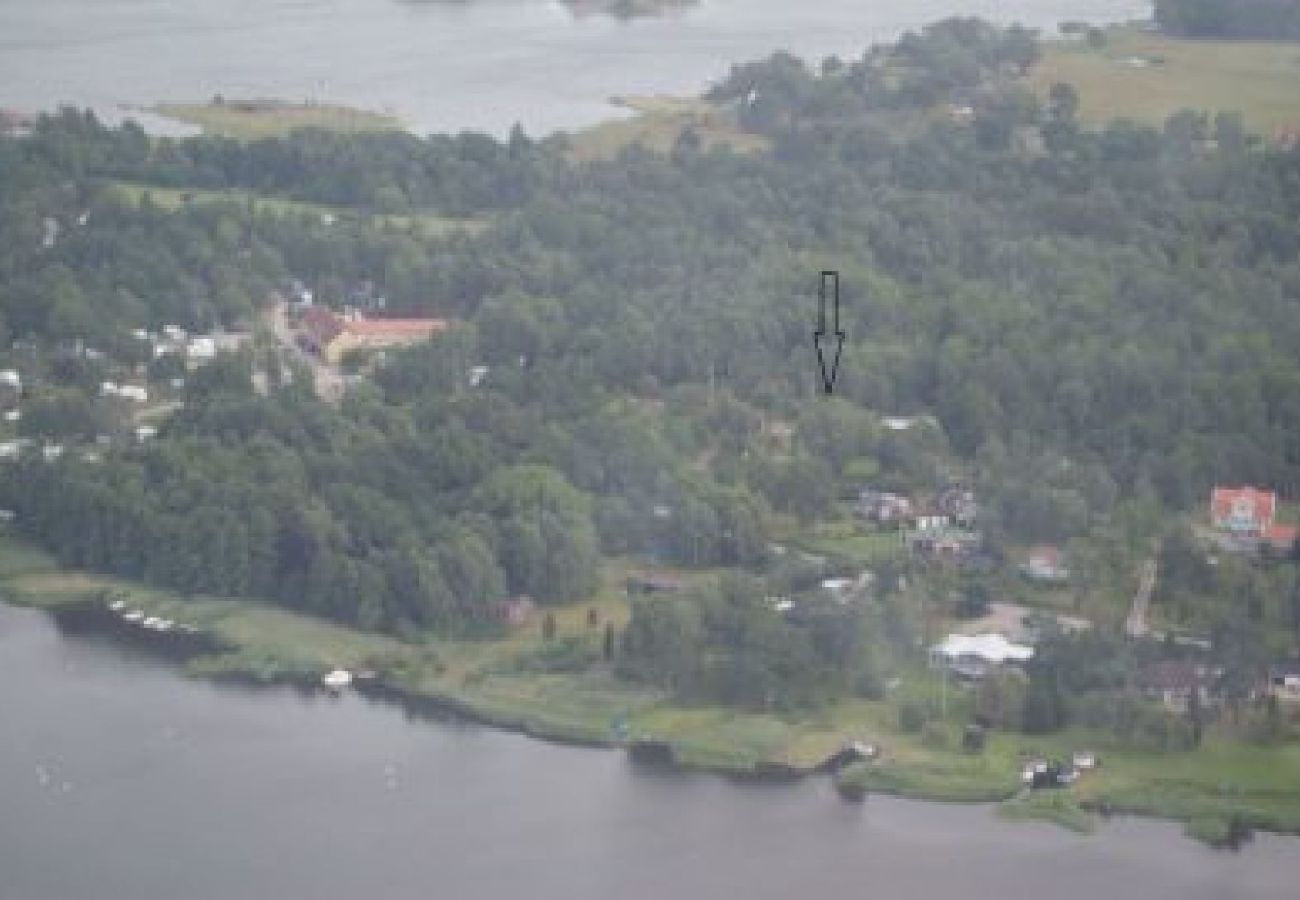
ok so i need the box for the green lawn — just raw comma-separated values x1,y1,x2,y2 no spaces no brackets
107,181,488,238
782,519,905,567
154,101,401,140
0,530,58,580
1027,27,1300,136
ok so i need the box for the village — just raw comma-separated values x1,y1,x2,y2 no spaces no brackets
0,275,454,465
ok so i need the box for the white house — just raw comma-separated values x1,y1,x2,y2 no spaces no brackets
187,336,217,361
929,633,1034,679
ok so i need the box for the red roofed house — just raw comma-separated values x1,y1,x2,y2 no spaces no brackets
1266,524,1299,555
295,307,447,363
1210,486,1277,537
297,306,343,356
325,316,447,364
1022,545,1070,582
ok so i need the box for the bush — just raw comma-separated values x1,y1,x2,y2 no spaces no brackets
506,635,600,674
921,721,949,750
899,699,927,733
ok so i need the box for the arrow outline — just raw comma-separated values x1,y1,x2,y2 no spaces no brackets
814,270,845,395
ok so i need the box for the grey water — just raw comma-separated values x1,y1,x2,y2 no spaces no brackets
1,602,1298,900
0,0,1148,135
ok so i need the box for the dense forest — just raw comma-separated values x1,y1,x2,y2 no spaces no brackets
1155,0,1300,39
3,20,1300,718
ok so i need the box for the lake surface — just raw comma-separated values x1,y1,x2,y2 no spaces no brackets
1,602,1297,900
0,0,1148,135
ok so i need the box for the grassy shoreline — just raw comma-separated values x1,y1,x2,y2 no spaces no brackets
3,533,1299,844
153,100,402,140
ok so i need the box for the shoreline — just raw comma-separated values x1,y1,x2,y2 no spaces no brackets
4,589,1297,848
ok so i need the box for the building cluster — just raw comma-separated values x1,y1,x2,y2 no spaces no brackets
858,484,985,565
134,325,247,364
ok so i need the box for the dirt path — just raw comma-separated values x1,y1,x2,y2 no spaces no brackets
1125,557,1157,638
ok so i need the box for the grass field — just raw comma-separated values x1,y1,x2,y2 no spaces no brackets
106,180,488,238
566,95,769,162
1027,27,1300,135
154,100,401,140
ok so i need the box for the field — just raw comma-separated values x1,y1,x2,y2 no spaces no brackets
154,100,401,140
106,181,488,238
1027,27,1300,136
565,95,769,162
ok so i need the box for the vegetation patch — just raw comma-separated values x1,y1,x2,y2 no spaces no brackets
566,95,769,162
106,181,488,237
999,790,1096,833
1027,26,1300,135
154,99,402,140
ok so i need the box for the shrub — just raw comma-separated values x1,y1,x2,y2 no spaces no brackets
899,699,927,733
921,721,949,750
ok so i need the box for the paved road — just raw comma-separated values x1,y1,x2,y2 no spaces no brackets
1125,557,1157,638
263,298,343,403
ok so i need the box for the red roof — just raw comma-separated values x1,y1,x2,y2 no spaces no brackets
342,318,447,338
1210,486,1277,533
1027,545,1061,565
1267,524,1299,549
300,306,343,346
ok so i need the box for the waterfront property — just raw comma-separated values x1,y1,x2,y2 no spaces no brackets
928,632,1034,680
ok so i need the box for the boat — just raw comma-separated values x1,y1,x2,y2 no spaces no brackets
321,668,352,691
123,610,145,623
142,616,163,630
108,599,127,612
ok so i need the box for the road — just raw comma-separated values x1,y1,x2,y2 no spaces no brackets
263,298,344,403
1125,557,1157,639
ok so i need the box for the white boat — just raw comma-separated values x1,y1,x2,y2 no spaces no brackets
321,669,353,690
108,599,127,612
142,616,164,630
154,619,174,632
123,610,145,623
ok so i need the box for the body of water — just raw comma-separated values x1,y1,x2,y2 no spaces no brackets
1,602,1297,899
0,0,1149,135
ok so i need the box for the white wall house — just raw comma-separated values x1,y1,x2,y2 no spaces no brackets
929,633,1034,680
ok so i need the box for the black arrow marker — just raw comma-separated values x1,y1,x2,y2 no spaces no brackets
814,270,844,395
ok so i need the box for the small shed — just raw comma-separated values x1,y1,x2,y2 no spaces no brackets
495,595,536,626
